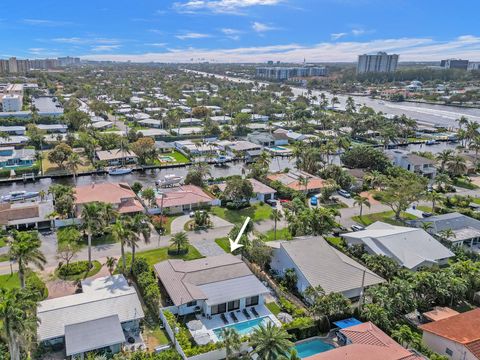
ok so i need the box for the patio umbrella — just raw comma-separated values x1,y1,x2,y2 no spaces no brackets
194,332,211,345
187,320,203,331
277,312,293,324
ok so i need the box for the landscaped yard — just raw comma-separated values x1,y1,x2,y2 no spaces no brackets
55,260,102,281
144,324,170,349
0,273,20,289
265,301,281,316
325,236,345,249
211,203,273,224
454,177,479,190
263,227,292,241
41,151,94,175
133,245,203,266
352,210,418,226
214,237,230,253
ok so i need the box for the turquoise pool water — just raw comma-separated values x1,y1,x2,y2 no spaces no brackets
213,316,271,340
270,146,288,151
294,339,335,358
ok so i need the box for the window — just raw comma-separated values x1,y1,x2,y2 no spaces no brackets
246,295,259,307
211,303,226,315
228,300,240,311
445,348,453,356
186,301,197,307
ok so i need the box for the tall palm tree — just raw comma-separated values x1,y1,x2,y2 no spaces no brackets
436,149,454,172
66,152,83,181
353,195,371,218
250,322,293,360
110,219,132,273
0,288,39,360
170,232,189,254
8,231,46,288
427,191,443,212
221,328,241,360
447,155,467,177
270,209,283,241
298,175,309,193
125,213,151,272
81,202,102,269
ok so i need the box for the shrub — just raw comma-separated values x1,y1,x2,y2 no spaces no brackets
132,257,150,277
26,271,48,300
58,261,89,277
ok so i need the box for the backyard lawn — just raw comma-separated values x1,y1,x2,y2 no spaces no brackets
265,301,281,316
211,203,273,224
263,228,292,241
352,210,418,226
41,151,94,175
133,245,203,266
144,325,170,349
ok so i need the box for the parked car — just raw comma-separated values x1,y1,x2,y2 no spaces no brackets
279,199,290,203
338,189,351,198
189,210,206,218
422,212,433,218
266,199,277,207
310,196,318,206
351,224,365,232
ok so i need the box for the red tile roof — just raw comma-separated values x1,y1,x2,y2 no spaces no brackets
157,185,215,208
420,308,480,346
422,307,459,322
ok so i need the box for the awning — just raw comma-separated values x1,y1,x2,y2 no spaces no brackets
65,315,125,356
333,318,363,329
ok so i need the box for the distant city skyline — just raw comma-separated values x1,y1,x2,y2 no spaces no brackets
0,0,479,63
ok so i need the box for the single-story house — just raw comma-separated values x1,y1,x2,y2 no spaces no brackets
180,118,203,127
0,200,54,230
269,236,384,299
225,141,262,157
37,275,145,359
251,114,269,122
155,141,175,153
154,254,270,317
0,125,26,135
386,149,437,179
267,170,325,193
156,185,219,214
91,121,113,130
216,178,276,203
171,127,204,136
74,183,144,216
0,147,35,168
341,222,454,270
307,322,423,360
420,308,480,360
136,128,169,139
95,149,137,166
408,212,480,250
174,140,218,156
37,124,68,133
247,131,282,147
273,128,306,142
0,135,29,146
210,115,232,124
137,119,163,128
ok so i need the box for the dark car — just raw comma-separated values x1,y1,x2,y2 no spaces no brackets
351,224,365,232
422,212,433,218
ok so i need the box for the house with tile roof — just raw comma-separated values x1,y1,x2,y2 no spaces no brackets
155,184,219,214
341,222,454,270
216,178,276,203
267,170,325,193
306,322,424,360
268,236,384,299
420,308,480,360
74,182,144,216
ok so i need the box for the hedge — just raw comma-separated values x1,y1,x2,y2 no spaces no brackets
131,257,161,315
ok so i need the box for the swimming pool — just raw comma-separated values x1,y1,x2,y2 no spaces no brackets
294,339,335,358
213,316,272,340
269,146,288,151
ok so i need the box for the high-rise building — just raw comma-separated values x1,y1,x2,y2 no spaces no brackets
1,94,23,112
8,57,18,73
468,62,480,71
357,52,399,74
255,65,327,80
441,59,469,70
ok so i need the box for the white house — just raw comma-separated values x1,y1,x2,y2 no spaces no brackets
269,236,384,299
342,222,454,270
216,178,276,203
386,149,437,179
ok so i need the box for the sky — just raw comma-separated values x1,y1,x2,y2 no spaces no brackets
1,0,480,63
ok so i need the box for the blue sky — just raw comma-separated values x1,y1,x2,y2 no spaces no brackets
1,0,479,62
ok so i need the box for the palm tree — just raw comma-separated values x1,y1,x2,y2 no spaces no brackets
436,149,454,172
38,189,46,202
0,288,39,360
8,231,46,288
81,202,102,269
353,195,371,218
110,219,132,273
125,213,151,272
66,152,83,181
170,232,189,254
447,155,467,177
250,322,293,360
438,228,455,241
420,222,433,232
221,328,241,359
427,191,443,212
105,257,117,276
391,324,416,348
270,209,283,241
434,172,451,192
298,175,309,193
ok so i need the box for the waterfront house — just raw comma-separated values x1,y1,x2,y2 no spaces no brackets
386,149,437,179
0,147,35,168
267,170,325,193
95,149,138,166
216,178,276,204
156,185,219,214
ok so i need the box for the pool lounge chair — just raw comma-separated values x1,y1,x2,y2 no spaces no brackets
230,312,239,323
242,308,251,319
251,307,260,318
221,313,229,325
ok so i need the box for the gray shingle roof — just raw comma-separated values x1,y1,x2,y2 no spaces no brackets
65,315,125,356
276,236,385,294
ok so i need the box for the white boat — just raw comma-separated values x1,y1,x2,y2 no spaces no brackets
213,155,231,165
1,190,39,202
108,168,133,176
156,174,183,187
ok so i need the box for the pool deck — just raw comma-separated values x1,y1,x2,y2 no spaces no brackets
195,305,281,342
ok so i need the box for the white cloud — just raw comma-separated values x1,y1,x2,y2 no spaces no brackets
91,45,121,52
331,33,347,40
252,22,276,33
81,36,480,63
173,0,282,14
221,28,242,40
52,37,120,45
176,32,211,40
145,43,168,47
22,19,72,26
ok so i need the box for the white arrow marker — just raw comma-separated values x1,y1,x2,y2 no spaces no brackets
229,216,251,252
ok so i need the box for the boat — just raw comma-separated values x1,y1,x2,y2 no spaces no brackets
213,155,231,165
156,174,183,187
425,140,437,145
108,168,133,176
1,190,39,202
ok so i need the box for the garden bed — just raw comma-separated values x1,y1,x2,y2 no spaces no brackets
55,260,102,281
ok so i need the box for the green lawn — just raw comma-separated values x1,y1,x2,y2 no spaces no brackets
264,228,292,241
0,254,10,262
416,205,434,213
169,150,190,163
56,260,102,281
326,236,345,249
133,245,203,266
0,237,7,247
454,177,479,190
265,301,281,316
352,210,418,226
145,325,170,348
214,237,230,253
211,203,273,224
0,273,20,290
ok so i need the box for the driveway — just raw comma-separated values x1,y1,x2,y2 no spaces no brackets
170,214,232,234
